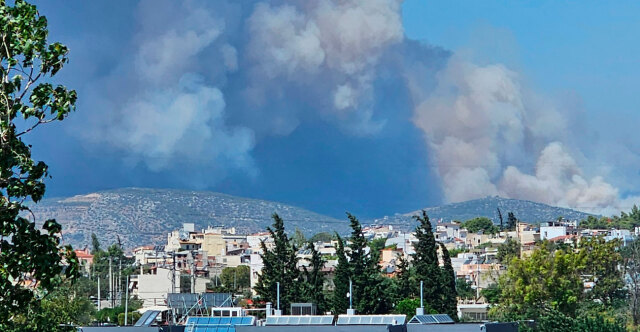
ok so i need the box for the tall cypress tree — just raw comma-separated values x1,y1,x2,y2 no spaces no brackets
396,255,413,299
439,243,458,320
346,213,391,314
332,234,350,315
411,210,441,311
302,242,327,312
254,213,301,314
507,212,518,231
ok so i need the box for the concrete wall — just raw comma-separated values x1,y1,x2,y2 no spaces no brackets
135,268,178,307
202,233,226,256
540,226,565,240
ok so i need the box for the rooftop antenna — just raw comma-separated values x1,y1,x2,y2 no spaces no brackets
347,279,355,315
416,280,424,315
273,282,281,316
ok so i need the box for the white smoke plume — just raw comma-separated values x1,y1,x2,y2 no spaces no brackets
75,0,638,214
84,0,405,173
245,0,403,134
413,58,636,214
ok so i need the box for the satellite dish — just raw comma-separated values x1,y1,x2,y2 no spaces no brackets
179,230,189,240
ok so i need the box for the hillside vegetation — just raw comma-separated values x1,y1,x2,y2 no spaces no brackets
31,190,595,249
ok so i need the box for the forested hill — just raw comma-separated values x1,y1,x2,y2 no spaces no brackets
369,196,594,229
30,188,346,250
30,189,594,250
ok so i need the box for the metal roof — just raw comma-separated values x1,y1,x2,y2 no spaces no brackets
407,314,455,324
336,315,406,325
265,315,334,326
134,310,161,327
185,316,255,330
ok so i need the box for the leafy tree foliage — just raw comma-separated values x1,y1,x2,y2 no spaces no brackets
462,217,499,234
576,237,625,307
580,206,640,230
291,227,306,248
118,311,141,326
0,1,79,327
331,234,350,315
481,284,501,304
89,235,136,300
95,298,142,325
622,238,640,325
10,280,95,331
456,278,475,301
220,265,251,291
493,238,626,325
309,232,334,243
394,298,424,316
254,213,301,314
520,309,626,332
368,237,387,261
447,247,467,258
495,245,583,319
496,238,520,265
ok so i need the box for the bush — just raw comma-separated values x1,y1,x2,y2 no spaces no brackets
118,311,142,326
394,298,435,317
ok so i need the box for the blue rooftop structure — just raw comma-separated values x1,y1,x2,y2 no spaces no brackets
185,316,255,332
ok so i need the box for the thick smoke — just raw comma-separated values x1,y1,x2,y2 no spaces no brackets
82,1,255,181
77,0,636,214
84,0,405,173
244,0,403,134
412,58,636,213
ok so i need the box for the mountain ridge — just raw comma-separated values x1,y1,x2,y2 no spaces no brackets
370,196,594,229
30,188,594,249
31,187,346,250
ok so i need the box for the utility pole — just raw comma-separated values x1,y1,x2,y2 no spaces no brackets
109,257,113,308
124,275,129,326
420,280,424,309
276,282,280,311
476,256,480,301
349,279,353,310
118,258,122,306
97,277,101,311
190,256,195,294
171,251,176,294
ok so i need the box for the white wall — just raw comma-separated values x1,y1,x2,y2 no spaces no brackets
135,267,179,308
540,226,566,240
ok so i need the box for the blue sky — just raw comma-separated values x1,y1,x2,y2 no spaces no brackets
26,0,640,218
403,0,640,130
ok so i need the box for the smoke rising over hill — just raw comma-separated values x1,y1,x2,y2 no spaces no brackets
56,0,637,215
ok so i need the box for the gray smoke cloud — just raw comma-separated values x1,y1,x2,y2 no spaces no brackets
77,0,637,213
81,1,255,181
244,0,403,134
83,0,405,175
412,57,638,214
